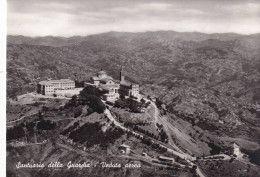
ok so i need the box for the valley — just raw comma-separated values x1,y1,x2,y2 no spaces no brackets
6,31,260,177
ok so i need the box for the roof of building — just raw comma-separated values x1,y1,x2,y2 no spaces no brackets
39,81,53,86
120,81,132,87
119,144,130,148
50,79,74,83
100,83,119,91
91,76,100,81
100,77,114,82
98,70,107,74
100,76,113,81
233,143,240,148
39,79,74,86
91,76,113,82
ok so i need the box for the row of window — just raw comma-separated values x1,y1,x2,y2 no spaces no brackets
45,90,54,93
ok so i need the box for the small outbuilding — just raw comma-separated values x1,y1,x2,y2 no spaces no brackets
158,156,175,164
233,143,241,157
119,144,131,155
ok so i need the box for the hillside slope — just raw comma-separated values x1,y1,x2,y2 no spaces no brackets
7,31,260,147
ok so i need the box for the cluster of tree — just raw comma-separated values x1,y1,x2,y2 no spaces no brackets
7,125,25,141
142,135,154,146
241,149,260,166
208,142,222,155
114,98,143,113
155,98,163,108
128,125,160,140
73,107,82,118
129,95,138,100
65,95,78,108
197,156,224,160
160,129,169,143
75,80,85,87
25,122,36,134
124,122,151,126
151,143,168,153
156,123,163,129
125,124,168,143
168,109,203,127
142,99,151,108
156,123,169,143
64,86,106,114
37,120,56,130
125,130,168,153
82,95,105,114
68,122,124,149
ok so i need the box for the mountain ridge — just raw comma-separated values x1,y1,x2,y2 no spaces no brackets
7,30,260,145
7,31,260,47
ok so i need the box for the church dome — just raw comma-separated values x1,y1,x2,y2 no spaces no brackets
98,70,106,75
97,69,107,78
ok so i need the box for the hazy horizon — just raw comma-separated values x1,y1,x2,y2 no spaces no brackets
7,0,260,37
7,30,260,38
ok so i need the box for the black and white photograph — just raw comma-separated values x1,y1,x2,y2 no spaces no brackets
4,0,260,177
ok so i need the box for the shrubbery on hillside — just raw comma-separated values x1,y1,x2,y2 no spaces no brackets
241,149,260,166
68,122,124,148
37,120,56,130
65,85,105,114
114,98,143,113
7,125,25,141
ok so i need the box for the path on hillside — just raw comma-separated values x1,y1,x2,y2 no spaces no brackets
146,100,188,155
104,107,205,177
145,100,205,177
145,99,182,152
158,115,198,154
6,112,39,124
105,109,186,159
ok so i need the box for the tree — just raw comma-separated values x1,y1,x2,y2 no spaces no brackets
75,80,84,87
42,106,49,115
80,85,102,98
120,94,125,100
38,111,43,121
64,85,105,114
7,125,25,141
37,120,56,130
87,108,93,115
74,107,82,118
86,95,105,113
114,99,126,108
67,95,77,107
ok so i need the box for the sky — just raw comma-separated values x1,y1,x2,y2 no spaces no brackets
7,0,260,37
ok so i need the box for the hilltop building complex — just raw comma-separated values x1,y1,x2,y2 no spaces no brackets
87,67,140,102
37,67,139,101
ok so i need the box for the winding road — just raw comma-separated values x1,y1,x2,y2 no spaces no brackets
104,99,206,177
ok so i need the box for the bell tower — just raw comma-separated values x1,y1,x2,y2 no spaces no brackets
120,66,125,82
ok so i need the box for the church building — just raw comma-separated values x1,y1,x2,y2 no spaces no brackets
119,66,139,98
89,69,120,102
87,67,139,102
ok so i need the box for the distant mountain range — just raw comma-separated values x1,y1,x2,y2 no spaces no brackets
7,31,260,47
7,31,260,145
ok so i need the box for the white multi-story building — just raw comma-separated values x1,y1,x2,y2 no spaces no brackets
37,79,75,96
